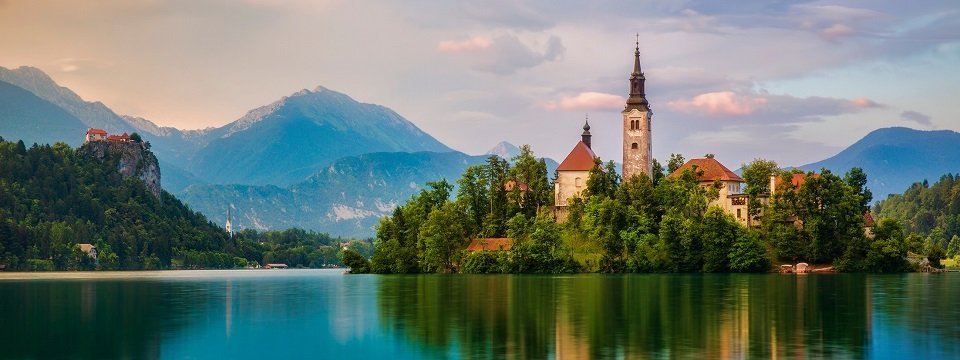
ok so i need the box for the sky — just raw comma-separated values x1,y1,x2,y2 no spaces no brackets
1,0,958,168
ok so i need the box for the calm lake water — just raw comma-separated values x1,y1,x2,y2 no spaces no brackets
0,270,957,359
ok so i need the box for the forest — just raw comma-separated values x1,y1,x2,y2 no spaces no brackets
0,137,366,271
346,145,918,274
874,173,960,262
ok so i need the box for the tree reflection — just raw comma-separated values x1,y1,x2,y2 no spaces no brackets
0,279,204,359
377,274,872,359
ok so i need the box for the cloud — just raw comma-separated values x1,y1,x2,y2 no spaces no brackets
50,58,113,73
437,36,492,52
666,91,767,116
821,23,855,41
900,110,932,125
849,97,881,108
443,34,565,75
666,90,884,121
542,92,624,111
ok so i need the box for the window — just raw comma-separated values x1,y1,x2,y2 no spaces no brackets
737,209,742,219
575,177,582,187
631,143,638,149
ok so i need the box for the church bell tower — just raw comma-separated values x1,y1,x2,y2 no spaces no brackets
622,38,653,180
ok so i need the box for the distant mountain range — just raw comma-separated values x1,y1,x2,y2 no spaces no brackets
189,86,451,185
2,66,956,237
799,127,960,202
0,66,451,190
180,151,489,237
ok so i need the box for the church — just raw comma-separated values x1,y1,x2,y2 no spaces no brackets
552,41,749,225
554,41,654,219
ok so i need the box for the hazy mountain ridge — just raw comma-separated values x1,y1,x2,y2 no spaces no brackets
0,80,89,146
799,127,960,202
180,151,488,238
187,86,453,185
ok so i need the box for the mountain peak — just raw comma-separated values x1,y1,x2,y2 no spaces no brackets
485,141,521,160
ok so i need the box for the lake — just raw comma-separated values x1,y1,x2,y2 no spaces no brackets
0,270,957,359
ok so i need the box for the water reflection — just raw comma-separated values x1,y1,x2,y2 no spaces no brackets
0,271,957,359
377,274,958,359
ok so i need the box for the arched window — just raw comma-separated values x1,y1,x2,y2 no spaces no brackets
631,143,638,149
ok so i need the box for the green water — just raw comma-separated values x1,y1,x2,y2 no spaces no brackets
0,270,957,359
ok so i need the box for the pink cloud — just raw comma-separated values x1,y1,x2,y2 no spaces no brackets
437,36,492,52
821,23,854,41
542,92,624,111
667,91,768,116
849,97,881,108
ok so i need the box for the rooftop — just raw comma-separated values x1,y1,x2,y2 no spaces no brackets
557,141,597,172
466,238,513,252
669,157,743,182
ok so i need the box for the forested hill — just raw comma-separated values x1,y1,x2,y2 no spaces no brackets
0,137,230,270
874,174,960,250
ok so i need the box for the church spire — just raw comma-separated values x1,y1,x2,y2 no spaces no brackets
626,35,649,110
581,114,592,149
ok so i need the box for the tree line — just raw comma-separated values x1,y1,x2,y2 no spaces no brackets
0,137,366,271
345,145,915,274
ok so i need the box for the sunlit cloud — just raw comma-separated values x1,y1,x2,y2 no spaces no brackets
51,58,113,73
821,23,855,41
666,91,884,121
667,91,768,116
437,36,492,52
849,97,882,108
542,92,624,111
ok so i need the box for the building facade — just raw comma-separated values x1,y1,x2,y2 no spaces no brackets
669,157,751,225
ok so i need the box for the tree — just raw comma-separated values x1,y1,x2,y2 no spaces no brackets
483,156,512,237
585,159,619,199
741,158,779,223
339,249,370,273
701,207,739,272
509,145,552,216
456,165,489,236
650,158,665,185
947,235,960,258
420,202,468,273
129,132,143,143
844,167,873,212
864,219,910,272
795,170,865,264
729,230,771,272
667,153,685,174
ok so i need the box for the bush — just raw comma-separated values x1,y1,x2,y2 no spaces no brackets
24,259,54,271
729,231,771,272
462,251,506,274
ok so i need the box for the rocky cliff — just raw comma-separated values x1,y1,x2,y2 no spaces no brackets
80,141,162,198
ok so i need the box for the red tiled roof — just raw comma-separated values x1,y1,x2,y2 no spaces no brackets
864,212,875,227
557,141,597,172
466,238,513,252
669,157,743,182
774,173,818,191
86,128,107,135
